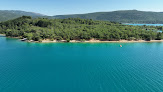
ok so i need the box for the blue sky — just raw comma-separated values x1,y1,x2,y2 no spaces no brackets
0,0,163,16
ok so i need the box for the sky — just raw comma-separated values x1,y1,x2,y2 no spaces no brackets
0,0,163,16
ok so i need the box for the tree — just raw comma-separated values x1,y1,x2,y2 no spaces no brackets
156,32,162,40
25,33,33,40
145,34,151,41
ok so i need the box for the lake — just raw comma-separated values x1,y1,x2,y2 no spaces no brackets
125,24,163,26
1,37,163,92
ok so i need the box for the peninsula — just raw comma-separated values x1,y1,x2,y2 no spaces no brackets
0,16,162,43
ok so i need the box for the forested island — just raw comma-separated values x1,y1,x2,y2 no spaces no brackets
0,16,163,42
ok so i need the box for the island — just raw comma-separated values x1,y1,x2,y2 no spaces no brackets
0,16,162,43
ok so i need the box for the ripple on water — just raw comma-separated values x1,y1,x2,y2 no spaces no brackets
1,38,163,92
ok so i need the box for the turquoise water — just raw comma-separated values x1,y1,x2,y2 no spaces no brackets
1,37,163,92
125,24,163,26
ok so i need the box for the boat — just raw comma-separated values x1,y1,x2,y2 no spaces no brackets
21,38,27,41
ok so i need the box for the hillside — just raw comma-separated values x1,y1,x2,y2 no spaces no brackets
1,10,163,24
0,10,45,22
54,10,163,24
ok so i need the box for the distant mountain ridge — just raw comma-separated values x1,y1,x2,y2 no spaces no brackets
53,10,163,24
1,10,163,23
0,10,46,22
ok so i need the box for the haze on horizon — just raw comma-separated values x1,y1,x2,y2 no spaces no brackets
0,0,163,16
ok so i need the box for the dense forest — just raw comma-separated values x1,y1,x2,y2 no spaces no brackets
0,16,162,42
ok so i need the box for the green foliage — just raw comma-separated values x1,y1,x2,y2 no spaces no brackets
35,20,52,27
32,33,41,41
145,35,152,41
0,16,162,41
24,33,33,40
66,38,70,42
156,32,162,40
55,36,63,41
50,38,54,41
80,39,86,42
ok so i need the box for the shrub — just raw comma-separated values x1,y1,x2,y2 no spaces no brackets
66,38,70,42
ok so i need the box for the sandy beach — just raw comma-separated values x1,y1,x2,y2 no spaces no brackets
1,35,163,43
0,34,6,36
40,39,163,43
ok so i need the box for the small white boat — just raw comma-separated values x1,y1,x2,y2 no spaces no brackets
120,45,122,47
21,38,27,41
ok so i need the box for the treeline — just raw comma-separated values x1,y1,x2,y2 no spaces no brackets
0,16,162,42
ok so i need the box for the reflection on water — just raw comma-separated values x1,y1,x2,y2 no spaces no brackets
125,24,163,26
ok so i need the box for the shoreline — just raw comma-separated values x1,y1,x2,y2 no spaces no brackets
1,35,163,43
0,34,6,36
40,39,163,43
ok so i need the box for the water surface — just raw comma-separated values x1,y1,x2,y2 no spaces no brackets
1,37,163,92
125,24,163,26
